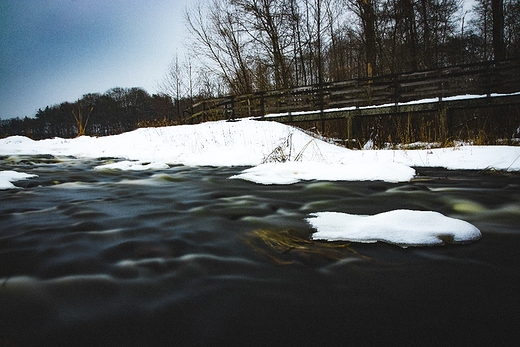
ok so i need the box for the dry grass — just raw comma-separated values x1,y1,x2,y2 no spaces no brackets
244,229,370,265
288,105,520,149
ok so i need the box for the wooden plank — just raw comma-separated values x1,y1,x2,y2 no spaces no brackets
187,60,520,121
259,94,520,124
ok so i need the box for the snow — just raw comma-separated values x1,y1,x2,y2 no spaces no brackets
1,118,504,246
0,170,37,189
1,120,339,167
307,210,482,247
1,119,519,180
230,161,415,184
94,161,170,171
1,119,519,188
360,146,520,171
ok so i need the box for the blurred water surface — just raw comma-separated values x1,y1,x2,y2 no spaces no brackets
1,155,519,346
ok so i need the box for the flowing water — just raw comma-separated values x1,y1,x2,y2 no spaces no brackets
1,155,519,346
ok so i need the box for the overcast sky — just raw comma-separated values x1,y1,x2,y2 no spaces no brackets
1,0,477,120
1,0,193,119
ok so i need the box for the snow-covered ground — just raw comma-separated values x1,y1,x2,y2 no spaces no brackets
1,119,519,178
1,118,518,247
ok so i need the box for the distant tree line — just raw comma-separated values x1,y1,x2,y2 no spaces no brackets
0,88,181,139
163,0,519,98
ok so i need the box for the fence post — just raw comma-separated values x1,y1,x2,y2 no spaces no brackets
190,101,195,124
260,92,265,117
229,96,235,120
485,61,492,98
439,107,448,144
319,83,325,134
394,74,400,117
346,114,353,149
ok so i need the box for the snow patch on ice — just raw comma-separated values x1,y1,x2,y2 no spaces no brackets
230,161,416,184
94,161,169,171
0,170,38,189
307,210,482,247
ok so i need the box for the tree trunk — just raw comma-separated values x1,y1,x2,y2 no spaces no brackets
491,0,506,60
359,0,377,78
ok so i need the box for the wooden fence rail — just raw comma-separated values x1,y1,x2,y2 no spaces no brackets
187,59,520,122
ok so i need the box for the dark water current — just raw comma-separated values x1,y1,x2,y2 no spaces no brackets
1,155,519,346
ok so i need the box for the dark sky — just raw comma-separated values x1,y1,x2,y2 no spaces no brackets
1,0,192,119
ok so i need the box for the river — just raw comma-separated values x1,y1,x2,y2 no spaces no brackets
1,155,519,346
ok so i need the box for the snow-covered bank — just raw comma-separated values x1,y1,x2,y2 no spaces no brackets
2,119,501,246
2,119,520,186
0,120,342,166
1,119,519,176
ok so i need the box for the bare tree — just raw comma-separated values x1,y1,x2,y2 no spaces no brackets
162,54,185,119
360,0,377,77
504,0,520,58
185,0,253,94
344,0,378,77
469,0,493,60
181,0,481,97
232,0,295,89
491,0,506,60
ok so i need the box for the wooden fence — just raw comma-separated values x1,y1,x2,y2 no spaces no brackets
187,59,520,147
188,59,520,121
